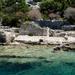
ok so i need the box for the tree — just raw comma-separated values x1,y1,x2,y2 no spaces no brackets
0,0,5,11
40,0,62,15
3,0,29,13
0,0,29,27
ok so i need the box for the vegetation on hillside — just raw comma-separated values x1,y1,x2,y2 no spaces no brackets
40,0,75,18
0,0,75,26
0,0,29,27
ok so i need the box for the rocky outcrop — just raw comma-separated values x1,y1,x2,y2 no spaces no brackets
19,22,53,36
4,32,16,44
53,44,75,52
0,30,16,44
14,35,66,45
64,7,75,20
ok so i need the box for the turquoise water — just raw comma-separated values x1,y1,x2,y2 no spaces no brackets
0,46,75,75
0,59,75,75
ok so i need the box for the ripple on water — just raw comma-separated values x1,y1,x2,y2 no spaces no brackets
0,59,75,75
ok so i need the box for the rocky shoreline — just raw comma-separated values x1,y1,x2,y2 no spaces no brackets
0,44,74,64
0,44,55,63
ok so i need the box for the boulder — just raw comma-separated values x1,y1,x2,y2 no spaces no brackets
4,32,16,44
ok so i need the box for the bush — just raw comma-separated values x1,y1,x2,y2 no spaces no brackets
2,16,20,27
40,1,62,14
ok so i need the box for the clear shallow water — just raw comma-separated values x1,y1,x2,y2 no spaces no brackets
0,46,75,75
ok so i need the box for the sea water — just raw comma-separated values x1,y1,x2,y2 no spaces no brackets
0,46,75,75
